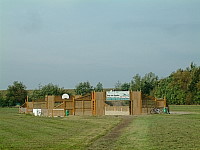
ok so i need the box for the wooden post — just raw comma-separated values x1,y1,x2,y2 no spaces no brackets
95,92,105,116
155,98,157,107
91,92,94,115
130,101,131,115
129,91,132,115
82,100,84,115
91,91,96,116
140,92,142,114
64,101,66,116
164,96,166,107
73,97,75,115
32,101,34,114
94,92,96,115
26,102,28,114
130,91,142,115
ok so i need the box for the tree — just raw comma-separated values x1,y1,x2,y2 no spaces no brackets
120,82,130,91
0,93,6,107
114,81,122,91
31,83,66,100
6,81,27,106
142,72,158,95
130,74,142,91
94,82,103,92
154,63,200,105
130,73,158,95
75,81,93,95
115,81,130,91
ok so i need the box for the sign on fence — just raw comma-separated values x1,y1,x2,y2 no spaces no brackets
33,109,42,116
106,91,130,100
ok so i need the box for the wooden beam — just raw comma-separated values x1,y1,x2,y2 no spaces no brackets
82,100,84,115
73,97,75,115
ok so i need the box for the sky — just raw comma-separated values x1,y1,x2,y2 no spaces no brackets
0,0,200,89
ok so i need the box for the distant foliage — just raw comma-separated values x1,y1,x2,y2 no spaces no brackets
114,81,130,91
6,81,28,106
154,63,200,104
1,63,199,105
31,83,66,100
75,81,93,95
120,83,130,91
94,82,103,92
114,81,122,91
0,93,6,107
130,74,142,91
130,72,158,95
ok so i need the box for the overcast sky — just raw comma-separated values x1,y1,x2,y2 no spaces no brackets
0,0,200,89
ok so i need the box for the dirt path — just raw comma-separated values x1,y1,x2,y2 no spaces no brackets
87,116,133,150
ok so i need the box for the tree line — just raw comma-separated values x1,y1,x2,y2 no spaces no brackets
115,63,200,104
0,63,199,106
0,82,103,107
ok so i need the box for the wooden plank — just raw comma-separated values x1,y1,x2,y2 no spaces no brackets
95,92,105,115
82,100,84,115
73,97,75,115
130,91,142,115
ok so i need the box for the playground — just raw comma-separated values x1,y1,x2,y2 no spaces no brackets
19,91,167,117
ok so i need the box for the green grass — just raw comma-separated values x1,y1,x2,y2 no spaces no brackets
115,114,200,150
0,108,120,150
169,105,200,113
1,106,200,150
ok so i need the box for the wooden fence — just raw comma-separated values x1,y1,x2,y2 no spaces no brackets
142,97,167,114
19,92,105,117
19,91,166,116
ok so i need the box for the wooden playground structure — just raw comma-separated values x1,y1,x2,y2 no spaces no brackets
19,91,167,117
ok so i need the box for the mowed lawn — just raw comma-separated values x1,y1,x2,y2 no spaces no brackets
115,105,200,150
0,108,120,150
169,105,200,113
0,105,200,150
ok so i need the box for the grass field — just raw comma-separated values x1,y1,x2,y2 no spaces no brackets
0,108,120,150
114,105,200,150
115,114,200,149
169,105,200,113
0,106,200,150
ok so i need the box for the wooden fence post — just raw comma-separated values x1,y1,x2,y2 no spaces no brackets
73,97,75,115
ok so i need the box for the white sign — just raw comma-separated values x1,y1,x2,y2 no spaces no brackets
106,91,130,100
33,109,42,116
